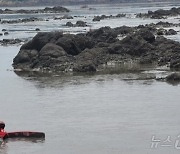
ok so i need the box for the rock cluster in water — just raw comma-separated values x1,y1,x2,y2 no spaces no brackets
0,39,23,45
137,7,180,19
13,25,180,72
65,21,87,27
1,17,43,24
93,14,126,21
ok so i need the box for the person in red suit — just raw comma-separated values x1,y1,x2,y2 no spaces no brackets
0,121,7,139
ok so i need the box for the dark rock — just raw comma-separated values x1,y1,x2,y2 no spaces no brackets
1,6,69,14
165,29,177,35
16,9,30,14
89,8,96,11
73,34,95,51
65,21,74,27
44,6,70,13
114,26,135,36
56,34,82,55
39,43,66,58
21,31,63,51
116,14,126,18
166,73,180,82
73,62,96,72
1,17,43,24
93,16,101,21
108,33,154,56
0,39,22,45
156,28,166,35
4,9,12,12
93,14,125,22
35,28,40,31
0,33,2,36
75,21,87,27
156,21,174,27
65,21,87,27
12,26,180,73
87,26,117,43
13,49,38,64
170,58,180,69
61,15,73,19
2,29,7,31
4,32,9,35
137,29,155,43
54,15,73,20
137,7,180,19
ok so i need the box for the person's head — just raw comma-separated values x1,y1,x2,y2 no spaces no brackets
0,121,5,130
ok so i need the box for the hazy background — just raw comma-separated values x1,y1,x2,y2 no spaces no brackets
0,0,179,6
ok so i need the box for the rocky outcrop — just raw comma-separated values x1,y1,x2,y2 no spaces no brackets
93,14,126,21
0,6,69,14
1,17,43,24
13,26,180,73
155,21,180,28
54,15,73,20
65,21,87,27
0,39,23,45
137,7,180,19
156,28,177,36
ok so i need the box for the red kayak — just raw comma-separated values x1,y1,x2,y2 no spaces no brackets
0,131,45,140
0,121,45,141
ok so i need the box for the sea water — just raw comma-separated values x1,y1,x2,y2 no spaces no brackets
1,2,180,154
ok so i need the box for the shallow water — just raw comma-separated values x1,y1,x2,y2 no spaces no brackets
1,2,180,40
1,45,180,154
1,2,180,154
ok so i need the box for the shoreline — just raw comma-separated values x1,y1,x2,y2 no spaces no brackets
0,1,180,7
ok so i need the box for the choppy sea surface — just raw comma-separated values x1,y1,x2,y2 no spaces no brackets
1,2,180,154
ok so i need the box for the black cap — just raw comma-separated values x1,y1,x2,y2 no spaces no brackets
0,121,5,129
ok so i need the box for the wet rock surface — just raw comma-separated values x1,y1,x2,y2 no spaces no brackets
13,26,180,73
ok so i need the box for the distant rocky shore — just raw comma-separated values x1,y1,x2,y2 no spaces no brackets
13,25,180,73
0,6,70,14
137,7,180,19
